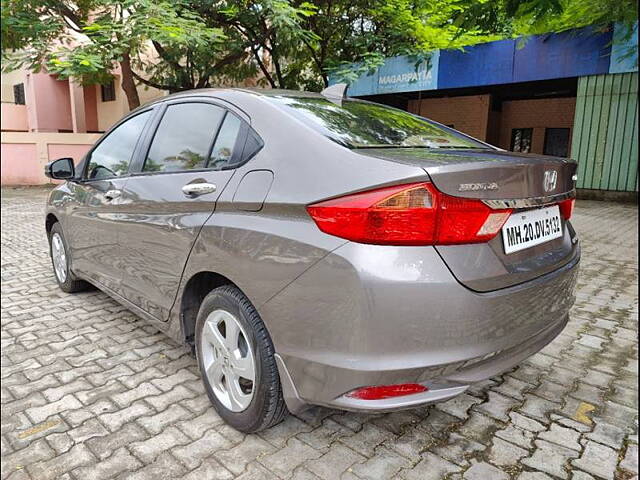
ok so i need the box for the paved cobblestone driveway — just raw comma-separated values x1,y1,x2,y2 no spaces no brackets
1,188,637,480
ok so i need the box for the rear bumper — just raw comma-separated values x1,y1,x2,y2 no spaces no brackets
261,242,579,413
329,313,568,412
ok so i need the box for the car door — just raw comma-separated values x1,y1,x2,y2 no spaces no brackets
68,108,155,293
117,99,253,320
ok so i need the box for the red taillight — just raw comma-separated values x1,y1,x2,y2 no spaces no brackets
306,182,512,246
558,198,575,220
346,383,428,400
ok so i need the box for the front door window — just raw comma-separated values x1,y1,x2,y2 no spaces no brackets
86,110,152,180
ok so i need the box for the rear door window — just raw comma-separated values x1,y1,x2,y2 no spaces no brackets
143,103,225,173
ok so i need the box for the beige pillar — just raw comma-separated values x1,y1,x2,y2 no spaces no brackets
69,79,87,133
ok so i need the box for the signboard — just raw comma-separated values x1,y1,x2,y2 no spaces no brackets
512,27,611,82
333,24,638,96
346,52,439,96
610,22,638,74
438,39,515,89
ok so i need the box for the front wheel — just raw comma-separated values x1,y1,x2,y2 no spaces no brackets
48,222,89,293
195,285,287,432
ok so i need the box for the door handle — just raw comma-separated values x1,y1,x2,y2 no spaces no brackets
104,189,121,201
182,183,217,197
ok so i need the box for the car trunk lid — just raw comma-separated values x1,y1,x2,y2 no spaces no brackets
356,147,579,291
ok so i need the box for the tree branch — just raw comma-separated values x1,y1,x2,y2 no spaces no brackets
250,45,276,88
131,69,172,91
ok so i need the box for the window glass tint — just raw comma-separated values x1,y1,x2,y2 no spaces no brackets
13,84,25,105
144,103,224,173
208,113,242,170
543,128,570,157
266,96,486,149
242,129,264,163
511,128,533,153
86,110,152,180
101,81,116,102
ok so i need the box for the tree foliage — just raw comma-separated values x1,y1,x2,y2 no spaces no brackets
2,0,227,108
2,0,637,109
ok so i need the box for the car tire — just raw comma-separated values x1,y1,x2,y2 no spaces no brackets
48,222,89,293
195,285,288,432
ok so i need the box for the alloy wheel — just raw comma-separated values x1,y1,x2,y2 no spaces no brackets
51,232,67,283
200,309,256,412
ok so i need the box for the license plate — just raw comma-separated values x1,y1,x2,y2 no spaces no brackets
502,205,562,254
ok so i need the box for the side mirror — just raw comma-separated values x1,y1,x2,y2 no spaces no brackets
45,157,75,180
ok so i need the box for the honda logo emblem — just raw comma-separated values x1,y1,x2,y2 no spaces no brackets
543,170,558,192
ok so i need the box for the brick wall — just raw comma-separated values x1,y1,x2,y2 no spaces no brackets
498,97,576,155
408,95,491,141
407,95,577,154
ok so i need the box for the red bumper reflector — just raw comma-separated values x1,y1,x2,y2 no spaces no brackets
346,383,428,400
558,198,575,220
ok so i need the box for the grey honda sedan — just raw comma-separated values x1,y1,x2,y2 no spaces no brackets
44,87,579,432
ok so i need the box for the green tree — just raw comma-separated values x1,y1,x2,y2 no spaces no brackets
506,0,637,35
3,0,636,111
1,0,227,109
202,0,503,90
452,0,637,40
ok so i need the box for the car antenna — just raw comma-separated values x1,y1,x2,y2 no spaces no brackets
320,83,348,106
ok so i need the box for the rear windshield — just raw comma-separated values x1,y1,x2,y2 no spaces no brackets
265,95,489,149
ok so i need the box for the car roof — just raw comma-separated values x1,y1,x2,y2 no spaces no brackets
130,88,329,119
147,87,324,105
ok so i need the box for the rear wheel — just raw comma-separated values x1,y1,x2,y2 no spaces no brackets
195,285,287,432
48,223,89,293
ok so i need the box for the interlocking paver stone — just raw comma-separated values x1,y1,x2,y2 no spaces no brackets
489,436,529,466
401,452,461,480
517,473,554,480
432,432,486,467
72,447,141,480
214,434,275,475
1,190,637,479
586,421,626,449
26,443,96,480
522,439,579,479
495,424,536,449
620,443,639,474
173,429,232,469
463,462,509,480
258,437,322,477
306,443,366,479
349,446,411,479
538,423,582,451
129,426,190,463
572,440,619,480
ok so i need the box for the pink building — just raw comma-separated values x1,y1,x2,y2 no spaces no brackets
1,69,164,185
3,72,99,133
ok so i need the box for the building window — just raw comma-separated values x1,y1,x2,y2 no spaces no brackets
544,128,570,157
101,81,116,102
511,128,533,153
13,84,25,105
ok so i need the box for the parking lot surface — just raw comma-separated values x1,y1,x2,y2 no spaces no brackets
1,187,637,480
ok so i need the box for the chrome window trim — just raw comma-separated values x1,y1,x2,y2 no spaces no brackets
483,190,575,209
